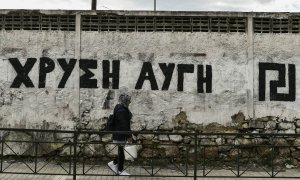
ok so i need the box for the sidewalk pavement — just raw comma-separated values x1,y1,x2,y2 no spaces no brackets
0,162,299,180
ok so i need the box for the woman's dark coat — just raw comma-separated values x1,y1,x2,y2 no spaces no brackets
112,104,132,141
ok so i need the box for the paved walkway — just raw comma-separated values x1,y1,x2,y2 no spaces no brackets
0,162,299,180
1,173,300,180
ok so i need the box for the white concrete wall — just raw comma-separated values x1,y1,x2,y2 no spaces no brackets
0,13,300,130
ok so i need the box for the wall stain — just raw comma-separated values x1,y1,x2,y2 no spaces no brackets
138,53,154,62
42,49,50,57
2,48,27,56
103,90,114,109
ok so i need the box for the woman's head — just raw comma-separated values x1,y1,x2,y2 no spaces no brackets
119,93,131,107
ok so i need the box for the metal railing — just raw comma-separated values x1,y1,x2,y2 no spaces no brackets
0,128,300,179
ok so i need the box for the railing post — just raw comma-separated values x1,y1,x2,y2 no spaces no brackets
69,143,72,174
203,146,205,177
185,142,188,176
83,143,85,175
34,135,38,174
271,135,274,178
193,133,197,180
73,131,78,180
237,144,240,177
0,132,3,173
151,143,154,176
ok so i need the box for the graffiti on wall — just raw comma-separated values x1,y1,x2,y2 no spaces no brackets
259,62,296,102
8,58,213,93
8,58,296,102
135,62,212,93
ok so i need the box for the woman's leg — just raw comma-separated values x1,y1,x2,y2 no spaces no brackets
113,145,125,171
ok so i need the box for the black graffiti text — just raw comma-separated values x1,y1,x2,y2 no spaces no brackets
9,58,212,93
9,58,120,89
135,62,213,93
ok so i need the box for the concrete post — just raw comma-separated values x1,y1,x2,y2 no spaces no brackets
247,15,255,118
75,14,81,118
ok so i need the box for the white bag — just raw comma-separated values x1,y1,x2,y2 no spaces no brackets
124,145,137,161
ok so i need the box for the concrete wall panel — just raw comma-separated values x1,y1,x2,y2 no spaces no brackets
0,31,78,129
254,34,300,119
80,32,248,128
